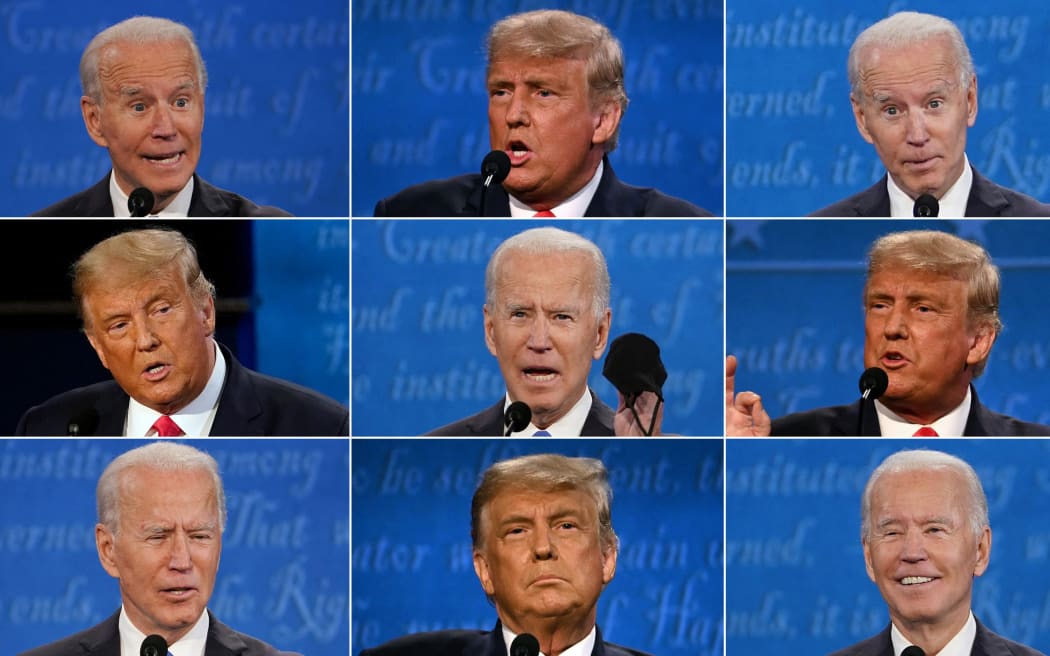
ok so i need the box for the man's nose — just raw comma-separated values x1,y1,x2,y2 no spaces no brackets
168,534,193,570
532,525,556,560
883,305,909,339
526,316,552,350
151,105,177,138
133,321,161,351
905,111,930,145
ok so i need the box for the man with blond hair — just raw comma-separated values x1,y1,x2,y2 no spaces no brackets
374,9,709,217
727,230,1050,436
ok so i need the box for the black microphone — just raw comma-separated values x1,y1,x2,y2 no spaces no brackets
141,634,168,656
856,366,889,436
913,193,938,217
129,187,155,217
602,332,667,436
901,646,925,656
504,401,531,437
67,407,100,437
510,633,540,656
858,367,889,401
479,150,511,216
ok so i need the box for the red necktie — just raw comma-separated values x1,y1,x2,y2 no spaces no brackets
151,415,184,437
912,426,939,437
533,210,555,217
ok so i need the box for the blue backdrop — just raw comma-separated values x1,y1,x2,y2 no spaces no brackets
0,438,349,655
727,219,1050,426
255,220,350,408
351,219,724,436
352,438,723,656
728,439,1050,655
351,0,723,216
727,0,1050,216
0,0,348,216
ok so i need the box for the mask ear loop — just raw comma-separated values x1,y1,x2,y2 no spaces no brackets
625,393,662,437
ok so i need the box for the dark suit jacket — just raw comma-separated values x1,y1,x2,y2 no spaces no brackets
771,386,1050,437
809,167,1050,217
827,617,1045,656
425,391,615,436
359,621,653,656
18,609,301,656
16,343,348,436
374,158,713,217
32,173,293,217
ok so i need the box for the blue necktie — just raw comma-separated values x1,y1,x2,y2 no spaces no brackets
532,430,551,436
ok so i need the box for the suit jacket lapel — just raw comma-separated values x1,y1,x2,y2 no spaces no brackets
209,344,266,436
77,610,122,655
465,181,512,217
584,159,642,217
965,168,1008,217
855,176,891,217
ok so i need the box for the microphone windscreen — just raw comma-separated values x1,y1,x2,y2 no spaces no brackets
901,646,925,656
510,633,540,656
602,332,667,399
481,150,511,186
67,407,100,437
858,367,889,400
141,634,168,656
129,187,155,217
913,193,938,217
505,401,531,433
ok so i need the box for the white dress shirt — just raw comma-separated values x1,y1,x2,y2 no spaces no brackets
875,386,971,437
508,160,603,218
500,624,597,656
505,388,593,437
126,340,226,436
118,605,210,656
110,171,194,217
888,155,973,218
890,610,976,656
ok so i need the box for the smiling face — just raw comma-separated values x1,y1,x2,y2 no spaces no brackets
863,267,994,424
484,249,610,428
473,486,616,636
487,54,621,211
863,468,990,641
96,466,221,644
81,38,204,211
82,262,216,415
851,36,976,200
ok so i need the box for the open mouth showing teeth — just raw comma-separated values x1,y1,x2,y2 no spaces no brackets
145,153,182,164
163,587,194,595
524,368,556,382
901,576,934,585
146,364,166,374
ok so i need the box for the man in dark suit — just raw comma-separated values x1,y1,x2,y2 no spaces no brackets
809,11,1050,218
727,229,1050,436
18,442,299,656
426,227,661,437
826,449,1043,656
360,453,652,656
16,227,347,436
31,16,290,217
373,9,711,218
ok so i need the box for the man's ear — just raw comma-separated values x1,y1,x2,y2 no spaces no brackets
96,523,121,579
473,549,496,596
591,100,623,148
81,96,109,148
851,94,875,145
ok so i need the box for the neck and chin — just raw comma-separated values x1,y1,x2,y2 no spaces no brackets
890,601,973,656
502,609,598,656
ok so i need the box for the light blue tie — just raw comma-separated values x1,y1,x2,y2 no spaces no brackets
532,430,551,436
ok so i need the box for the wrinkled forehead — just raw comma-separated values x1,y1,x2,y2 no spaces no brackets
97,38,199,88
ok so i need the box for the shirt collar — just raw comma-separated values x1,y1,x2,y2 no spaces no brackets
118,605,210,656
500,624,597,656
887,155,972,218
508,160,604,218
504,388,593,437
126,340,227,437
875,386,971,437
110,171,194,217
890,610,975,656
